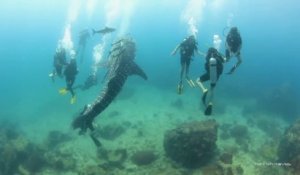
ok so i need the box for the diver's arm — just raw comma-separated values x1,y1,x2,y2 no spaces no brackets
171,45,180,56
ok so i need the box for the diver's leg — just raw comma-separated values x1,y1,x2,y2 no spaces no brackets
177,60,185,94
185,59,195,87
185,59,190,79
236,52,242,67
196,74,208,93
180,61,185,83
204,86,214,116
225,49,230,61
227,52,242,74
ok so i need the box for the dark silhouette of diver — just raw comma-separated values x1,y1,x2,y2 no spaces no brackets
72,37,147,147
49,47,67,82
74,73,98,91
225,27,242,74
59,58,78,104
196,47,226,115
171,35,202,94
77,29,90,63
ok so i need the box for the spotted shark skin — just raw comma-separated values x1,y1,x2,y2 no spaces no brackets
72,38,147,133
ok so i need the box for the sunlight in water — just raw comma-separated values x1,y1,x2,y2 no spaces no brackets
213,34,222,51
181,0,207,37
67,0,81,24
118,0,137,36
92,42,105,74
86,0,96,20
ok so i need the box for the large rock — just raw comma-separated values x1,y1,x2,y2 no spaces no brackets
278,119,300,173
164,119,218,168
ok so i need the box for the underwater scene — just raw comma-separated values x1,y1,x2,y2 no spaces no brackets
0,0,300,174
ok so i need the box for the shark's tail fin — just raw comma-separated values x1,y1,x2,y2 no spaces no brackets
92,29,96,35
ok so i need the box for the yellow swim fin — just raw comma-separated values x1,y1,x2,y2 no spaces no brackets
59,88,68,95
70,96,76,104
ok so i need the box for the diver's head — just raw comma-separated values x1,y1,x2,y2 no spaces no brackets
183,35,196,45
230,27,238,33
207,47,218,56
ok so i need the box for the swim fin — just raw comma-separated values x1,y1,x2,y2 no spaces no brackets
186,78,196,88
59,88,68,95
177,83,183,94
204,103,213,116
70,96,76,104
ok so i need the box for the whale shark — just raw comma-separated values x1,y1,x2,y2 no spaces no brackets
72,37,147,138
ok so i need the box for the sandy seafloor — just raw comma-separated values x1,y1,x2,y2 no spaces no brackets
3,77,292,175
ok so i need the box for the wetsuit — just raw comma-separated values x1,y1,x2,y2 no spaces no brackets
179,37,198,77
226,28,242,59
64,59,78,97
53,49,67,77
200,47,225,83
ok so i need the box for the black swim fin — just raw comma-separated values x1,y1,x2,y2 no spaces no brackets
204,103,213,116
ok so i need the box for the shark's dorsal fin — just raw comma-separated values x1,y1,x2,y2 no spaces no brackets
128,61,148,80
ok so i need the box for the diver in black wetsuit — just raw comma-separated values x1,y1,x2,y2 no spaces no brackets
225,27,242,74
49,47,67,81
196,47,226,115
60,58,78,104
171,35,201,94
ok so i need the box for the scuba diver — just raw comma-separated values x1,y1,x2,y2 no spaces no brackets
59,55,78,104
49,46,67,82
72,37,147,147
77,29,90,63
196,47,226,116
171,35,202,94
225,27,242,74
75,73,98,91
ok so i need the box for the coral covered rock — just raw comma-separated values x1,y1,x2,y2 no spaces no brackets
164,119,218,168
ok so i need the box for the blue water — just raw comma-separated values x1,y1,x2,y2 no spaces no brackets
1,0,299,120
0,0,299,173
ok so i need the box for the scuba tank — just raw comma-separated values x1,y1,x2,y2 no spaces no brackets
209,57,217,88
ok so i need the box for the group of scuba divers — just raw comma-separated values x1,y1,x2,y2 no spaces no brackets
49,27,116,104
172,26,242,116
49,26,242,147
